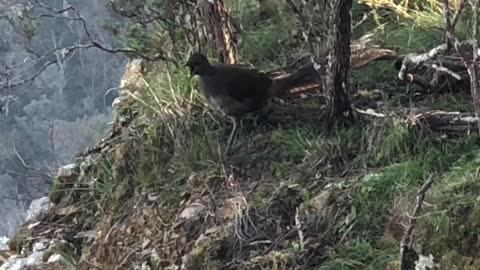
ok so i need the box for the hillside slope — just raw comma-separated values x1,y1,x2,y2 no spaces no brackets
2,55,480,270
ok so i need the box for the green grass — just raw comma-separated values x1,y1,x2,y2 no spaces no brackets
418,150,480,266
321,240,396,270
424,94,474,113
354,160,426,239
270,127,322,162
69,58,480,268
352,119,480,235
46,1,480,268
120,66,231,220
228,0,307,69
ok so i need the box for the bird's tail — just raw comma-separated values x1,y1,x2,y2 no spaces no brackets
268,63,322,98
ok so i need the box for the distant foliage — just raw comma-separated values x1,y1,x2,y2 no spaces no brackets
52,113,112,162
0,175,27,237
0,0,126,237
361,0,470,37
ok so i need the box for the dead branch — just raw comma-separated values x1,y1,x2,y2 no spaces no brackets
407,110,479,132
354,108,386,118
0,194,34,202
295,207,305,251
394,0,474,94
397,43,449,82
399,176,434,270
0,44,82,90
394,39,477,93
285,0,318,62
356,107,479,133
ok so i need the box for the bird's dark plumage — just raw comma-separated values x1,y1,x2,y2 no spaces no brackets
185,52,317,118
186,53,272,117
185,52,319,154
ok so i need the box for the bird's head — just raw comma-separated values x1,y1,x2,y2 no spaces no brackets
185,52,212,76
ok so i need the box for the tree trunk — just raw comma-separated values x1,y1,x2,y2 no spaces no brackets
326,0,353,120
200,0,237,64
471,0,480,132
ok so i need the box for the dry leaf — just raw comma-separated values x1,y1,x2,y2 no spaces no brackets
142,238,151,249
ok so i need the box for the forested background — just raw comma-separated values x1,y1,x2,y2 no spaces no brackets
0,0,127,237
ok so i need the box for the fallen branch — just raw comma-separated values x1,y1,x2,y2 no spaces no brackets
399,176,435,270
354,108,386,118
410,110,479,132
356,107,479,133
395,42,467,92
397,43,449,83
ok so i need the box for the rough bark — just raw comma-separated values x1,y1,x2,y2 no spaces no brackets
200,0,237,64
470,0,480,132
326,0,353,120
442,0,480,132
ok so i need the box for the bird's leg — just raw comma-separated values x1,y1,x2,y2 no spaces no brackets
226,116,238,155
255,112,269,127
254,105,274,127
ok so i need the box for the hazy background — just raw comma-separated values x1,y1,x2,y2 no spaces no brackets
0,0,128,237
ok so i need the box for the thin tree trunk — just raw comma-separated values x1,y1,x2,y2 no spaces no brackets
442,0,480,132
200,0,237,64
326,0,353,120
470,0,480,132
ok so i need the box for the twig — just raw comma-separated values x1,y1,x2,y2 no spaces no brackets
295,207,305,250
41,9,175,63
1,59,58,90
451,0,467,29
353,10,372,30
399,176,434,270
430,63,462,80
285,0,320,65
354,107,387,118
0,195,34,202
0,2,178,91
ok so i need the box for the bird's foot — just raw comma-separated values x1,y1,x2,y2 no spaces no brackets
253,113,280,129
